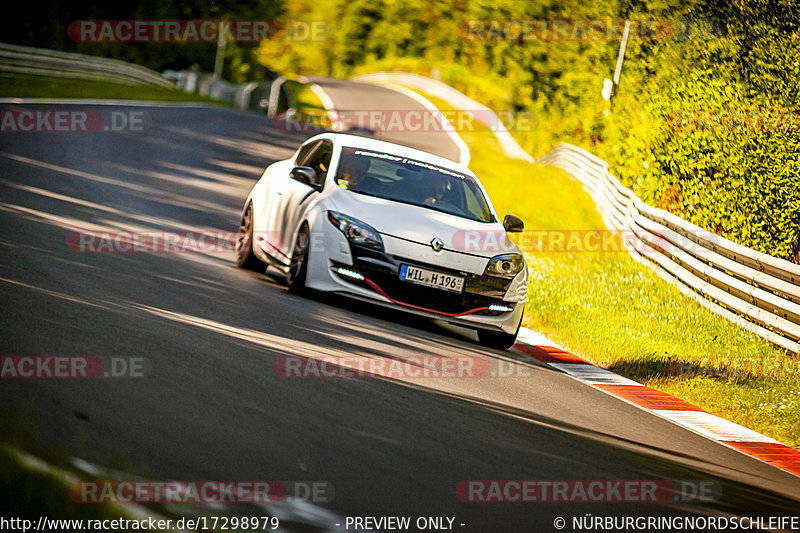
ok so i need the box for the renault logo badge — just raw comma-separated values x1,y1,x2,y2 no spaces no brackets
431,237,444,252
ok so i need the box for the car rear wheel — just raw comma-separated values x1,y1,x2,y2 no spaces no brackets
287,224,310,294
235,202,266,272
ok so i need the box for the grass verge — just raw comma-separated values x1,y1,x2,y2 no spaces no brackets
0,73,230,105
0,406,262,531
0,444,143,525
0,406,167,529
416,92,800,448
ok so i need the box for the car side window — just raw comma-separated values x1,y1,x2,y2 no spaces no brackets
300,140,333,187
295,141,318,166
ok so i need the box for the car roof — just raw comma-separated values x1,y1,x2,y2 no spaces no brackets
307,133,474,176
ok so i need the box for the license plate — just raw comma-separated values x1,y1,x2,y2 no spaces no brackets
399,264,464,293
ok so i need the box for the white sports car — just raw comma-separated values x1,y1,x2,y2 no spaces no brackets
235,133,528,349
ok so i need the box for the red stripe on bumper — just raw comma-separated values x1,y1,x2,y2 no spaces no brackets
363,278,490,318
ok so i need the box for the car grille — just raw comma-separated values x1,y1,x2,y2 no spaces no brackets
335,246,513,316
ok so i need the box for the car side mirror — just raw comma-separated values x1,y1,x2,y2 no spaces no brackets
503,214,524,233
290,166,320,189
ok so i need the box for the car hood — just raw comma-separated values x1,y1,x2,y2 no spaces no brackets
329,191,519,258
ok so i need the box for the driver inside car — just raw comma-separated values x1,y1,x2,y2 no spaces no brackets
423,175,451,207
338,156,371,190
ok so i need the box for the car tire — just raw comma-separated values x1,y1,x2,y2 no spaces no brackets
478,315,522,350
287,224,310,294
477,329,518,350
235,202,266,272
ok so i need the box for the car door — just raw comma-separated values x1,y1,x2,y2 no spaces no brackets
262,141,319,261
276,139,333,258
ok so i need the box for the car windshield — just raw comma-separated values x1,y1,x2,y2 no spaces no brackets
335,147,495,223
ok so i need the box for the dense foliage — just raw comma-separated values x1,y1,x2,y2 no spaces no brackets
606,0,800,261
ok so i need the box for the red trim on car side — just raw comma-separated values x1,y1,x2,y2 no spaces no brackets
257,236,290,259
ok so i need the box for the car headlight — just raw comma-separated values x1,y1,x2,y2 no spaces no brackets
484,253,524,278
327,211,384,250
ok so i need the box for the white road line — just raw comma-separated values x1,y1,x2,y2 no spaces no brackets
299,78,337,115
653,410,781,443
515,328,565,349
549,362,643,386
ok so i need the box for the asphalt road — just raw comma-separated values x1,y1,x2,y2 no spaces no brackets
1,100,799,532
302,76,465,163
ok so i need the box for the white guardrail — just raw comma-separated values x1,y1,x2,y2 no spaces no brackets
0,42,278,113
0,42,175,88
165,68,288,114
537,144,800,354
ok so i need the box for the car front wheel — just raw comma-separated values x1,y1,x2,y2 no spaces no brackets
478,315,522,350
477,329,518,350
287,224,310,294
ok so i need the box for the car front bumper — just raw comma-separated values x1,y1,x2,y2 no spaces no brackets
306,224,526,334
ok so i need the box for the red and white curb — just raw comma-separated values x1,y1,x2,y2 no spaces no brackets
513,327,800,478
